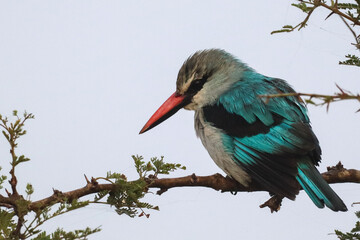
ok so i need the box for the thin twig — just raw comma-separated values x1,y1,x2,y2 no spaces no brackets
0,203,14,208
259,90,360,110
319,1,360,26
300,0,360,25
338,14,360,50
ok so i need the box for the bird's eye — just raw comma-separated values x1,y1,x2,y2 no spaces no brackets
192,79,202,85
186,78,206,95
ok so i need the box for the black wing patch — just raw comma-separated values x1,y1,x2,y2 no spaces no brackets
202,103,283,138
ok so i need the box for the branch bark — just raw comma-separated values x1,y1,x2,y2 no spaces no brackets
1,163,359,214
148,162,360,193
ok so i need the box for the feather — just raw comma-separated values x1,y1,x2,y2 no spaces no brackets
202,70,346,210
297,161,347,211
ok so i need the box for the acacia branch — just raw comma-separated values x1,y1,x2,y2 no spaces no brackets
338,14,360,50
272,1,360,66
0,162,358,217
318,1,360,26
259,85,360,111
262,92,360,103
147,162,358,212
29,177,114,212
148,162,360,194
294,0,360,27
0,162,356,214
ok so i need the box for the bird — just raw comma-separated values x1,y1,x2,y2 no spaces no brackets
139,49,347,212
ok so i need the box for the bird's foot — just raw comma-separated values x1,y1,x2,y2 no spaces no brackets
259,195,283,213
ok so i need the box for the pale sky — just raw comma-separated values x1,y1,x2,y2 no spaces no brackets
0,1,359,240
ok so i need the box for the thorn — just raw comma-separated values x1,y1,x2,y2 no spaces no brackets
5,189,11,197
147,174,158,180
156,188,168,195
325,11,335,20
91,177,98,185
52,188,61,195
190,173,198,184
84,174,90,184
336,161,344,170
335,83,342,92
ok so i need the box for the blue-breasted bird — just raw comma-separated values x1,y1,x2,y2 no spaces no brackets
139,49,347,211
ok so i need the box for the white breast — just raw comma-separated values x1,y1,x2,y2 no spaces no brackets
194,110,250,186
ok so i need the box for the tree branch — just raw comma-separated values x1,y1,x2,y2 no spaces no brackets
318,1,360,26
0,162,351,213
147,162,357,212
1,162,359,215
148,162,358,193
28,178,114,212
259,85,360,111
0,193,13,205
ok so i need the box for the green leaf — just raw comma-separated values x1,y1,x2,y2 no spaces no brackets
0,209,16,238
305,99,316,105
335,212,360,239
0,174,7,189
282,25,294,29
26,183,34,196
2,130,10,142
14,155,30,166
271,28,294,35
339,55,360,67
337,3,360,10
32,227,101,240
291,2,312,13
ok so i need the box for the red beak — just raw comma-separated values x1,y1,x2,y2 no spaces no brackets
139,92,190,134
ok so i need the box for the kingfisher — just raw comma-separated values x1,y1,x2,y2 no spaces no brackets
139,49,347,211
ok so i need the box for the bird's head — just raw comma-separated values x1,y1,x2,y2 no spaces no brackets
139,49,248,134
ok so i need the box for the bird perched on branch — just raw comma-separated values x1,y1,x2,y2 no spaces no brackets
139,49,347,212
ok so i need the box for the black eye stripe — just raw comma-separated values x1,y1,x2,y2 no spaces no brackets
186,78,207,96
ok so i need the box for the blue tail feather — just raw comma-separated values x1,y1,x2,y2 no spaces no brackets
297,162,347,212
296,174,324,209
